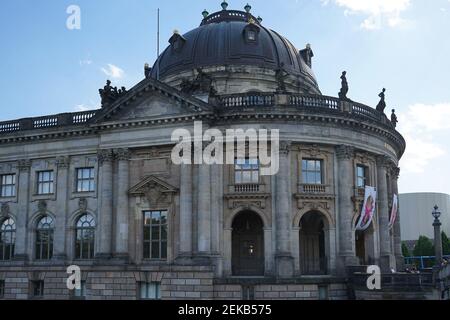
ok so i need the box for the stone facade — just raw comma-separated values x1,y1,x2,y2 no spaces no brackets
0,5,406,300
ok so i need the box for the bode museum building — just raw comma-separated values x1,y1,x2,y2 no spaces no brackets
0,3,405,300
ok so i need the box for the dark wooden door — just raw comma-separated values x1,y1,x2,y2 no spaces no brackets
232,212,264,276
356,232,366,265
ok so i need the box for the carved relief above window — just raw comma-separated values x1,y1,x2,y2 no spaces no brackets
128,176,178,207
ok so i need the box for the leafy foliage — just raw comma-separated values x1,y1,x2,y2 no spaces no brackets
402,242,411,257
413,236,434,257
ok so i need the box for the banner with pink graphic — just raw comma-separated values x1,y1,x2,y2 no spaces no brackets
356,186,377,231
388,194,398,230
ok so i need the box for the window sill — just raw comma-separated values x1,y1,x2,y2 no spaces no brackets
0,196,16,200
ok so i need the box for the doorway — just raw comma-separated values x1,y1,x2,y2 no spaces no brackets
232,211,264,276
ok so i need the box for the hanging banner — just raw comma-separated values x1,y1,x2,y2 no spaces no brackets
355,186,377,231
388,194,398,230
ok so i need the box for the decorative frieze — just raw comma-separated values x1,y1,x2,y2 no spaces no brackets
18,159,31,172
225,194,269,210
56,156,70,169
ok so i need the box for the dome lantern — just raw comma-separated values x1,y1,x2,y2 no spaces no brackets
221,1,229,10
202,9,209,18
244,4,252,13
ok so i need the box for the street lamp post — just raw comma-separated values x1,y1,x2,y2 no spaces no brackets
432,205,443,267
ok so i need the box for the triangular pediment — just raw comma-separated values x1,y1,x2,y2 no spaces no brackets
91,77,213,124
128,175,178,196
129,175,178,206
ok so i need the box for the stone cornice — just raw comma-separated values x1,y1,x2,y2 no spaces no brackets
0,106,406,160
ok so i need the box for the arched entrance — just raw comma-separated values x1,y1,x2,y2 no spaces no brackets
232,211,264,276
299,211,328,275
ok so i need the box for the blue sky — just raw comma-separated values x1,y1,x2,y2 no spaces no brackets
1,0,449,196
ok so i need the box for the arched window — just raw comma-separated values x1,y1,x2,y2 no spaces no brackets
0,218,16,260
36,216,54,260
75,214,95,259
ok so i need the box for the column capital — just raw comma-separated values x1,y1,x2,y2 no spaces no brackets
279,141,292,155
18,159,31,172
335,145,354,160
376,155,391,168
390,166,400,180
115,148,131,161
56,156,70,169
97,149,114,165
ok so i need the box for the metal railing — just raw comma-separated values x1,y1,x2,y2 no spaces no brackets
405,255,450,270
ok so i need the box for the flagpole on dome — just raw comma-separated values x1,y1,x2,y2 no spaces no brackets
156,8,160,81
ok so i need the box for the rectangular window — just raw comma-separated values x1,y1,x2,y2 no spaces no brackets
0,280,4,298
76,168,95,192
0,174,16,197
31,281,44,298
357,165,369,188
37,171,54,195
74,281,86,299
139,282,161,300
302,159,323,185
143,211,167,260
247,30,256,41
235,158,259,184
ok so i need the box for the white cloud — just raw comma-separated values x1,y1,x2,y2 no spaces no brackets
101,64,124,79
79,59,93,66
398,103,450,173
322,0,411,30
74,100,98,112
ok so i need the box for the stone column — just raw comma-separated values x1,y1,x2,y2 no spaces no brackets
391,167,404,270
433,216,443,267
53,156,70,261
97,149,114,259
114,148,130,260
275,141,294,278
197,161,211,257
377,156,393,272
13,160,31,261
336,145,358,272
177,162,193,262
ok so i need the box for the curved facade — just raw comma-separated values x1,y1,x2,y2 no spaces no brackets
0,4,405,300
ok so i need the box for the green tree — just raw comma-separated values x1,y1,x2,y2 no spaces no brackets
402,242,411,257
413,236,434,256
442,231,450,256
